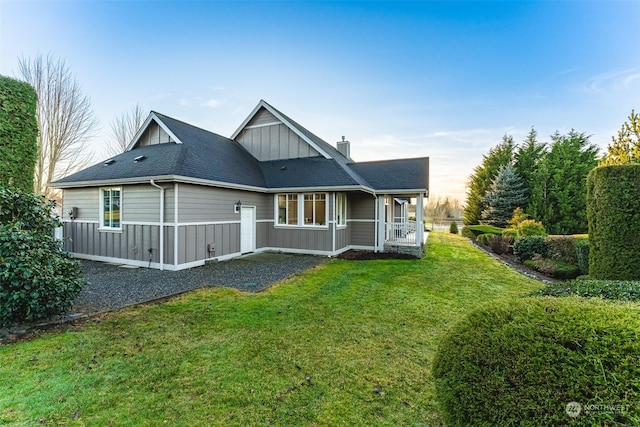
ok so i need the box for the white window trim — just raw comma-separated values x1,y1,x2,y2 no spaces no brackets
336,193,347,229
99,186,123,232
274,192,329,229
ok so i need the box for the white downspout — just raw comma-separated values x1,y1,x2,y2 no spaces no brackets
150,180,164,270
374,195,378,252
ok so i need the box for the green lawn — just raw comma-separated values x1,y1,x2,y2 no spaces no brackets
0,233,542,426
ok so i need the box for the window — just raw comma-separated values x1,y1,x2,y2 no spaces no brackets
276,193,328,227
304,193,326,225
336,193,347,227
278,194,298,225
101,187,121,229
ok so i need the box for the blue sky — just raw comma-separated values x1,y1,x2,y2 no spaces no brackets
1,1,639,202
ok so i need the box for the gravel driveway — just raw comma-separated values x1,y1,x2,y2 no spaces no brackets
73,253,327,314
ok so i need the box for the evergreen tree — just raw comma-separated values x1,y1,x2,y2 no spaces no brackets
463,135,515,225
480,164,527,227
599,110,640,166
531,130,599,234
513,127,546,215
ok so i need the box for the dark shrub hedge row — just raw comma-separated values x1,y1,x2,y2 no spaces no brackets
587,164,640,280
434,297,640,426
534,279,640,302
0,75,38,192
524,258,581,280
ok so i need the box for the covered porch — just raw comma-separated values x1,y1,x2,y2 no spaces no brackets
375,193,427,257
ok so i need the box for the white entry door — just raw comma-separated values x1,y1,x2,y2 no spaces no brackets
240,206,256,254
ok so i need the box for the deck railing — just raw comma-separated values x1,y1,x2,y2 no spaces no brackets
384,221,417,245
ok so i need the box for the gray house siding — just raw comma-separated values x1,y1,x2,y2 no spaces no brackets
236,123,320,161
348,193,376,247
135,121,174,147
62,188,99,220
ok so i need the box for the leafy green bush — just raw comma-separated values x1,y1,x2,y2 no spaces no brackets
0,187,84,326
514,219,547,237
0,76,38,192
587,164,640,279
545,236,578,265
449,221,458,234
524,258,581,280
487,234,512,255
533,279,640,302
433,297,640,426
575,239,590,276
513,236,547,262
460,226,475,239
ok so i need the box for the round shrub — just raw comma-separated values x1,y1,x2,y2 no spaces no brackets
475,233,496,246
0,187,84,326
433,297,640,426
513,236,547,262
587,164,640,280
515,219,547,237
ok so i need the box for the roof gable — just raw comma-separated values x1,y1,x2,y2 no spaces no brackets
231,100,332,160
127,112,182,151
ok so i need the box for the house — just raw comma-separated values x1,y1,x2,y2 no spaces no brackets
52,100,429,270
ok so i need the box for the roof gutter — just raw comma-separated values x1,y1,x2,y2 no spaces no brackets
149,179,165,270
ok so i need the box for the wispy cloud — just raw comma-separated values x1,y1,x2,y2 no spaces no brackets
583,68,640,93
201,98,225,108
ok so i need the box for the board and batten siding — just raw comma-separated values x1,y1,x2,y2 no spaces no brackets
135,121,174,147
236,124,320,161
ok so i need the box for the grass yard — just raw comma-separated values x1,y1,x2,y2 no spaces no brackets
0,233,542,426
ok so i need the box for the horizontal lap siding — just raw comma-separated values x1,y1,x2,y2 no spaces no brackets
123,184,160,222
177,184,271,223
62,188,99,221
348,193,376,247
350,222,375,246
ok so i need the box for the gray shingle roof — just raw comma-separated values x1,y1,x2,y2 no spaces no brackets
53,105,429,194
54,112,266,188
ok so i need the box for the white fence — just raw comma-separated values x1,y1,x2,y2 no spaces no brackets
384,221,417,245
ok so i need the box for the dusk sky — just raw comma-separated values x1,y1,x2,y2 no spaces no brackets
1,1,639,202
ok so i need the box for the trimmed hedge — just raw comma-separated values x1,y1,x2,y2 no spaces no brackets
461,224,504,239
534,279,640,302
433,297,640,426
575,239,590,276
587,164,640,279
524,258,581,280
0,75,38,192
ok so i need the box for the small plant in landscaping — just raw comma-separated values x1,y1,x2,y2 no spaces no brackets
449,221,458,234
487,234,513,255
544,236,578,265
